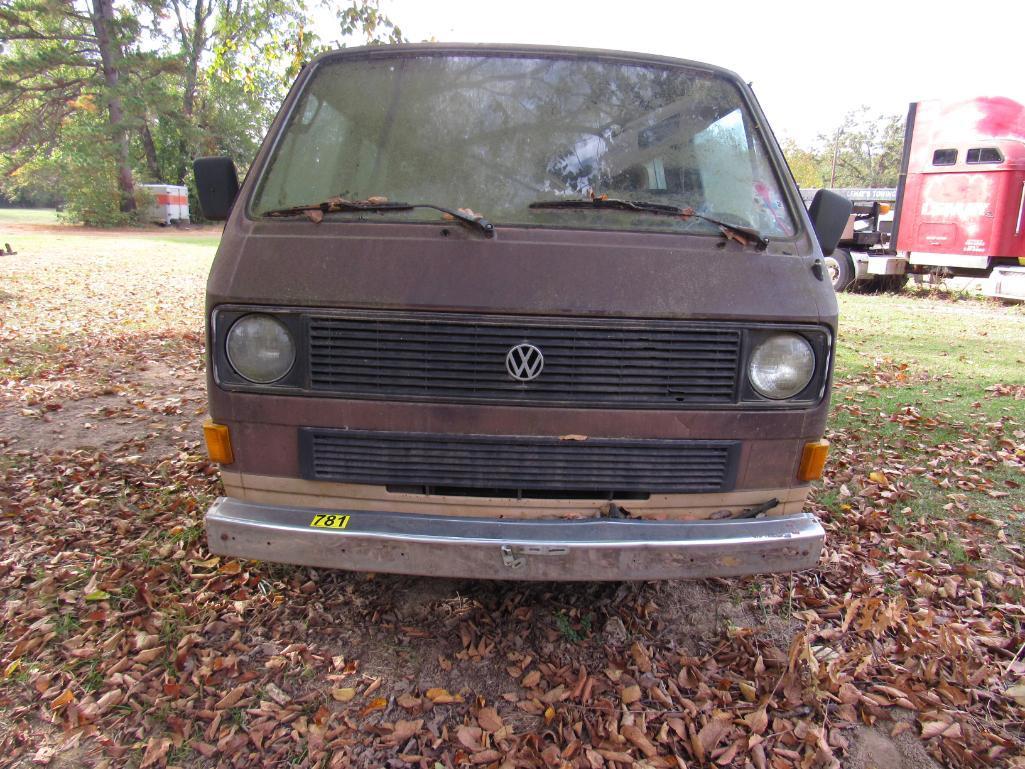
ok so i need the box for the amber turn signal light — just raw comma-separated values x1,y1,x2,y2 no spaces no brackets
204,421,234,465
797,439,829,481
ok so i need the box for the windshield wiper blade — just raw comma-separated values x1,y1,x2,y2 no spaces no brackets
529,196,769,250
262,197,495,238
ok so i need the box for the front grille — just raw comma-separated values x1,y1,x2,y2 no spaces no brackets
308,312,740,408
300,429,739,494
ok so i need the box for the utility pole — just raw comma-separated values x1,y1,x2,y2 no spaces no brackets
829,129,843,189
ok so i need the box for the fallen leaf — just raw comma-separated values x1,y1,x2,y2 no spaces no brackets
541,684,565,704
621,684,642,704
391,718,423,743
697,713,732,753
140,737,171,768
215,684,246,709
457,724,483,751
630,641,652,673
744,708,768,735
921,720,961,740
1006,682,1025,707
621,724,657,758
397,692,421,709
95,688,123,714
264,683,290,706
31,746,56,765
477,706,503,732
360,697,387,715
426,687,463,704
470,750,501,765
50,689,75,710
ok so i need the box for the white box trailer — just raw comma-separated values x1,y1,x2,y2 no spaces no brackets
140,184,190,226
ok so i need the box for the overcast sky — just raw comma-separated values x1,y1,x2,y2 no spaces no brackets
371,0,1022,146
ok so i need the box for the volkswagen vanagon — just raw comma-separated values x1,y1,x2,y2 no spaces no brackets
194,44,850,580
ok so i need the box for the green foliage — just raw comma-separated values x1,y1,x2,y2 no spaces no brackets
782,107,905,190
0,0,406,224
55,113,134,227
338,1,404,46
781,138,824,189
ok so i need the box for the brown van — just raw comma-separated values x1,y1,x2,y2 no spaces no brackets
194,43,851,581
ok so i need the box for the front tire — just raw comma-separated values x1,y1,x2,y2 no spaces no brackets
825,248,855,292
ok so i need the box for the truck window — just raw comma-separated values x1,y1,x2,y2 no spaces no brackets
251,54,796,238
932,148,957,165
966,147,1003,164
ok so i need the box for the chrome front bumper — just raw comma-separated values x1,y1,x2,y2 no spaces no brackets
205,497,823,581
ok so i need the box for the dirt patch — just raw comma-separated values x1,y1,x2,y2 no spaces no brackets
1,344,206,460
847,724,943,769
1,222,211,460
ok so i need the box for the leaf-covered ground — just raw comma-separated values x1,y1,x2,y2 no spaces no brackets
1,222,1024,769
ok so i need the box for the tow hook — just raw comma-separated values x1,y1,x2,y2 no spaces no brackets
501,545,525,569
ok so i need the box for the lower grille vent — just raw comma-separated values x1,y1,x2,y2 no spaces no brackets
300,429,738,494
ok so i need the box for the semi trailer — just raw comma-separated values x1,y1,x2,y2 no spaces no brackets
803,97,1025,300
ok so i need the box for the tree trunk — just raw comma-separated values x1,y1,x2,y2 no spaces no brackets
140,121,162,181
176,0,206,184
90,0,136,212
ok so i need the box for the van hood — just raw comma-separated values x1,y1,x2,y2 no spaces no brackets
207,218,837,326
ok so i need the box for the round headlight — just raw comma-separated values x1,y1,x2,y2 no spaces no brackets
225,314,295,384
748,333,815,400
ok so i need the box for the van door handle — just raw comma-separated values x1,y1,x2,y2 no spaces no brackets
1016,181,1025,236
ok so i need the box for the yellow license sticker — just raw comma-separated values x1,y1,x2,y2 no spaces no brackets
309,514,350,529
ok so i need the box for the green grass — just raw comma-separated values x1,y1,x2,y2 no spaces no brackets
835,292,1025,422
0,207,58,224
147,233,222,248
53,612,81,638
825,291,1025,548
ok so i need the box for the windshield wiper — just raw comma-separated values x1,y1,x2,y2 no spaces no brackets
262,197,495,238
528,196,769,250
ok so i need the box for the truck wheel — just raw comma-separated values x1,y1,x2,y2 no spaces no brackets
824,249,855,292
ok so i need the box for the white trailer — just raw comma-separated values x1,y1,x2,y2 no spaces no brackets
140,184,190,226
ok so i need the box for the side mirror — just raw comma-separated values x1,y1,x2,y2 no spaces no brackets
193,156,240,221
807,189,852,256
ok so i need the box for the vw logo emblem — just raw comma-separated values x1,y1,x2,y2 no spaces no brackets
506,343,544,382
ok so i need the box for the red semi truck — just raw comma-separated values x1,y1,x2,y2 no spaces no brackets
808,96,1025,300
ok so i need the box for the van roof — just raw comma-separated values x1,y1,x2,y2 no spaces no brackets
305,42,744,84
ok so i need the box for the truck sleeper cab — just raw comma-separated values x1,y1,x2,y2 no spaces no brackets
815,97,1025,300
197,44,848,581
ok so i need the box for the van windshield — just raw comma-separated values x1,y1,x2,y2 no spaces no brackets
250,53,796,238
